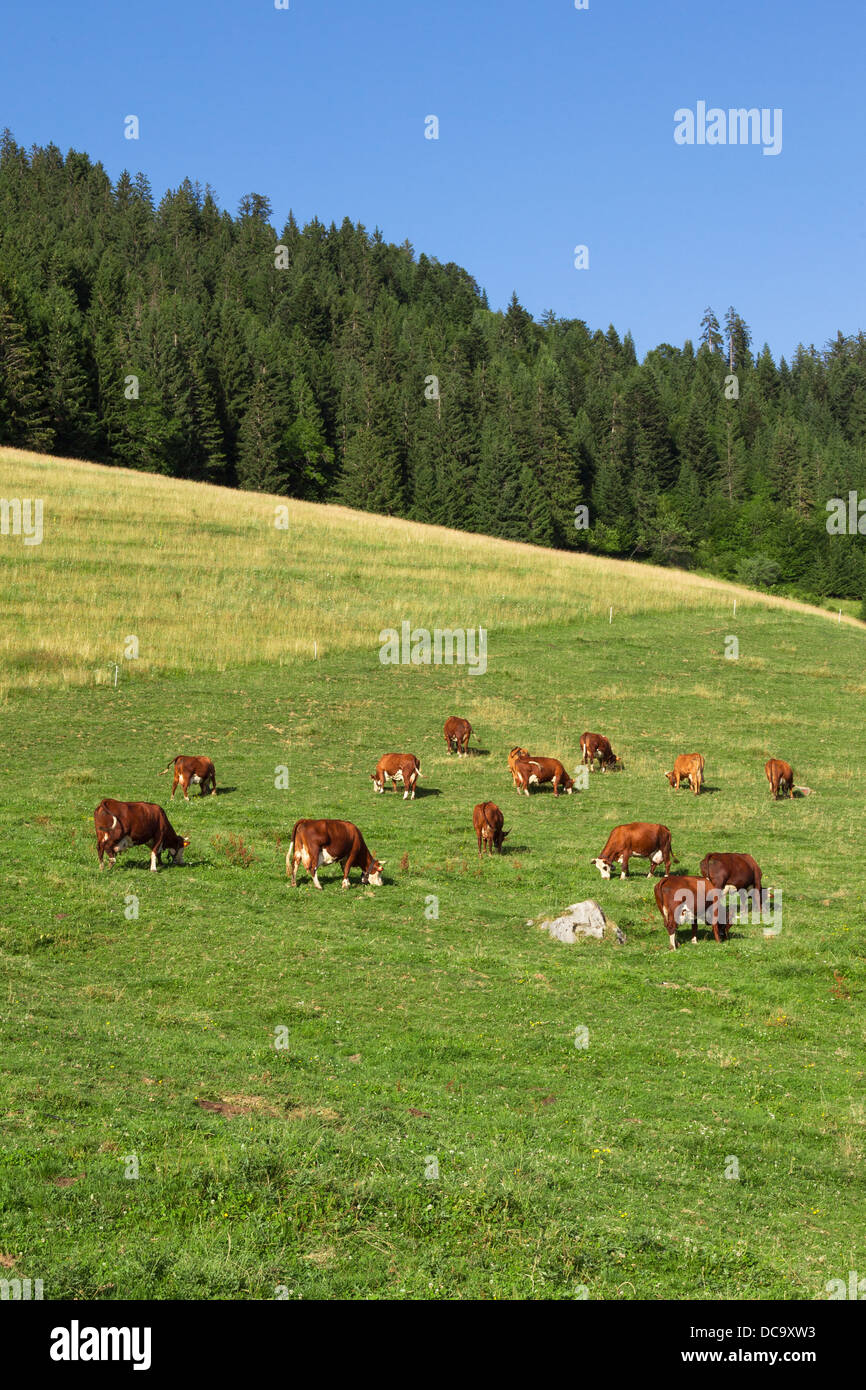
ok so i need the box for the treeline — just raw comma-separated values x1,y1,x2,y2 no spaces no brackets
1,132,865,600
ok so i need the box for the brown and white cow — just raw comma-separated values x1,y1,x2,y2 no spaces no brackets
654,874,725,949
700,852,762,895
443,717,472,756
512,756,574,797
590,822,673,879
371,754,421,800
580,732,622,771
94,799,189,871
765,758,794,800
473,802,509,855
287,819,384,890
665,753,704,795
162,755,217,800
508,747,530,787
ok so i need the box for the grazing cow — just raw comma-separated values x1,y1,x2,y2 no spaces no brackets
591,822,673,879
700,852,762,895
580,732,622,771
371,754,421,800
473,802,509,855
654,874,724,949
287,819,384,890
765,758,794,800
94,799,189,871
443,717,472,756
162,755,217,800
666,753,704,795
508,746,530,787
512,755,574,797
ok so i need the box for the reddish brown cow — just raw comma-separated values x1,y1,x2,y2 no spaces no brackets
507,747,529,787
666,753,704,795
512,756,574,797
590,822,673,879
443,716,472,756
765,758,794,800
162,755,217,800
94,799,189,871
654,874,724,949
287,819,384,890
371,754,421,799
473,802,509,854
580,732,622,771
700,852,762,895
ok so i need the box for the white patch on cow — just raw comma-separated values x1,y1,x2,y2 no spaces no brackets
110,815,118,829
191,774,201,784
528,774,539,785
620,870,627,880
150,851,158,871
652,850,664,863
592,858,611,879
668,931,678,951
319,849,337,865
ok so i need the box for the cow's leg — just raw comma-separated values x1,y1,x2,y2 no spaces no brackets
171,772,179,799
150,842,160,871
340,854,355,889
210,771,217,796
620,852,629,879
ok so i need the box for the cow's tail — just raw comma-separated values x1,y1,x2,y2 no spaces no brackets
162,757,180,773
287,820,303,875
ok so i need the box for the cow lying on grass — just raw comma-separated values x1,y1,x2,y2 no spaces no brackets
371,754,421,799
591,823,673,879
162,755,217,799
287,819,384,890
473,802,509,854
94,799,189,871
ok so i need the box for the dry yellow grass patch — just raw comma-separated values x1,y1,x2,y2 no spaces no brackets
2,446,862,691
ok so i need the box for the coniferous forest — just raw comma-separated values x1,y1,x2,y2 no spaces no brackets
2,133,865,601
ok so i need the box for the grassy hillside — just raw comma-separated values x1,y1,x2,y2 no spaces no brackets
0,450,864,1300
1,446,861,696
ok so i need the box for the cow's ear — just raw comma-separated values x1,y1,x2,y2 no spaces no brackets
183,837,191,847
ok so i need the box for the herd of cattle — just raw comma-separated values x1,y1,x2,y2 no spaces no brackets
93,734,797,951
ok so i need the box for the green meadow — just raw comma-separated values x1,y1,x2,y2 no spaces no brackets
0,451,864,1300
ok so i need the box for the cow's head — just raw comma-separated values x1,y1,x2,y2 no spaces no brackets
664,771,676,787
590,857,612,879
370,774,382,792
605,755,623,772
363,858,385,887
495,828,510,853
169,836,191,865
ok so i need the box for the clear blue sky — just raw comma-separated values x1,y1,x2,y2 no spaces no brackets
2,0,863,360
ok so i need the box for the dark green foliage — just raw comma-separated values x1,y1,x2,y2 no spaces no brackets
1,133,865,596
